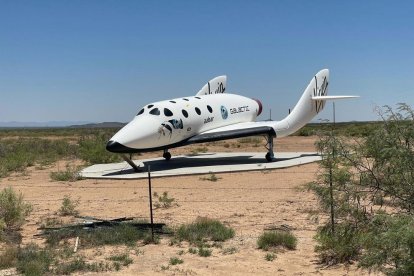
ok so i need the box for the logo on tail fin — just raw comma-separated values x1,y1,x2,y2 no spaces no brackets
313,76,328,113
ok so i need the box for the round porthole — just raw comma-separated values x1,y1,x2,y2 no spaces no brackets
182,109,188,118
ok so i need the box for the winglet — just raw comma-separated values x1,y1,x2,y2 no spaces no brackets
196,76,227,96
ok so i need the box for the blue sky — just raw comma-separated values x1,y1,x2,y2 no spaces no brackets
1,0,413,123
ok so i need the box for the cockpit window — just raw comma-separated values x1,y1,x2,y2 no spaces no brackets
137,108,145,116
147,104,154,109
207,105,213,113
195,96,201,99
183,98,189,101
182,109,188,118
164,108,173,117
169,100,176,103
149,108,160,115
195,107,201,115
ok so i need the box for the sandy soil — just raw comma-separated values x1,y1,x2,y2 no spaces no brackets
0,136,378,275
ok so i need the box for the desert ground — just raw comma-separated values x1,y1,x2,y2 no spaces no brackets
0,136,378,275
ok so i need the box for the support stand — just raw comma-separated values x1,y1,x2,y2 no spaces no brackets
265,133,275,162
121,154,141,172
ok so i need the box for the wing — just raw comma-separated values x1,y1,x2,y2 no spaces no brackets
187,122,276,144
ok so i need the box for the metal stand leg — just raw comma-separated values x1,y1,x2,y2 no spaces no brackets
163,149,171,161
265,134,275,162
122,154,141,172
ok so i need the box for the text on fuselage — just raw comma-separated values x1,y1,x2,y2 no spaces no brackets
230,106,250,114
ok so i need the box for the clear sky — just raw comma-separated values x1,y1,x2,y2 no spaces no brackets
1,0,413,123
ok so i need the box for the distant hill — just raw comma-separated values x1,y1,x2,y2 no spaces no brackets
0,121,92,128
69,122,126,128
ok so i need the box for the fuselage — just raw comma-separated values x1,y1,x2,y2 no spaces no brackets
107,94,262,152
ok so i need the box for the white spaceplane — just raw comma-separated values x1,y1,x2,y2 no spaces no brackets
106,69,357,170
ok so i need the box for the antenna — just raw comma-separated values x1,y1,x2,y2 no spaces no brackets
269,109,272,121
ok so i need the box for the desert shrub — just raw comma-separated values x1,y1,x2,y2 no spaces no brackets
315,223,361,265
16,243,53,276
46,224,148,247
169,257,183,265
198,247,212,257
0,187,32,231
55,256,87,275
176,217,235,244
359,214,414,276
78,133,121,164
58,195,79,216
50,165,82,182
311,104,414,274
222,246,237,255
108,253,133,267
0,138,76,178
0,246,18,269
265,252,276,261
200,173,221,182
257,231,297,251
153,191,175,208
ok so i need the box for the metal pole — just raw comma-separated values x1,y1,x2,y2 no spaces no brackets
330,101,336,233
147,165,154,242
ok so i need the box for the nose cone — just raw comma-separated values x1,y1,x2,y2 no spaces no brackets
106,116,161,153
106,140,133,153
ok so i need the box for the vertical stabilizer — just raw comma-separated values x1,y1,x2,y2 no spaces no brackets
196,76,227,95
274,69,329,137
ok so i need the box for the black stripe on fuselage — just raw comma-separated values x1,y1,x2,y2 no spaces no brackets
107,126,276,153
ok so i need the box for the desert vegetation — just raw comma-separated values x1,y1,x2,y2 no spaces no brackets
310,103,414,275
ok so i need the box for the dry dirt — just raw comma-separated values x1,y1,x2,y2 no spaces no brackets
0,136,378,275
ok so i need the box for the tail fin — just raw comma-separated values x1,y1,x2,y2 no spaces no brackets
274,69,358,137
196,76,227,96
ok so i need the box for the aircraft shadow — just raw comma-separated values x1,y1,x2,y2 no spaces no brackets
103,153,319,176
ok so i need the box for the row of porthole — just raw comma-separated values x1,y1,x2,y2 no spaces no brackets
137,105,213,118
182,105,213,118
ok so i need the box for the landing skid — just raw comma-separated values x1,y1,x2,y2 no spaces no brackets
121,154,141,172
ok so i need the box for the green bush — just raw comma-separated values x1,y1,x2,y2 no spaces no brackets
78,133,121,164
58,195,79,216
50,165,82,182
169,257,183,265
265,252,276,261
17,243,53,276
0,187,32,231
200,173,221,182
0,246,18,269
198,247,212,257
0,138,76,178
46,224,148,247
314,223,360,265
176,217,235,244
108,253,133,267
153,191,175,208
359,214,414,276
257,231,297,251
